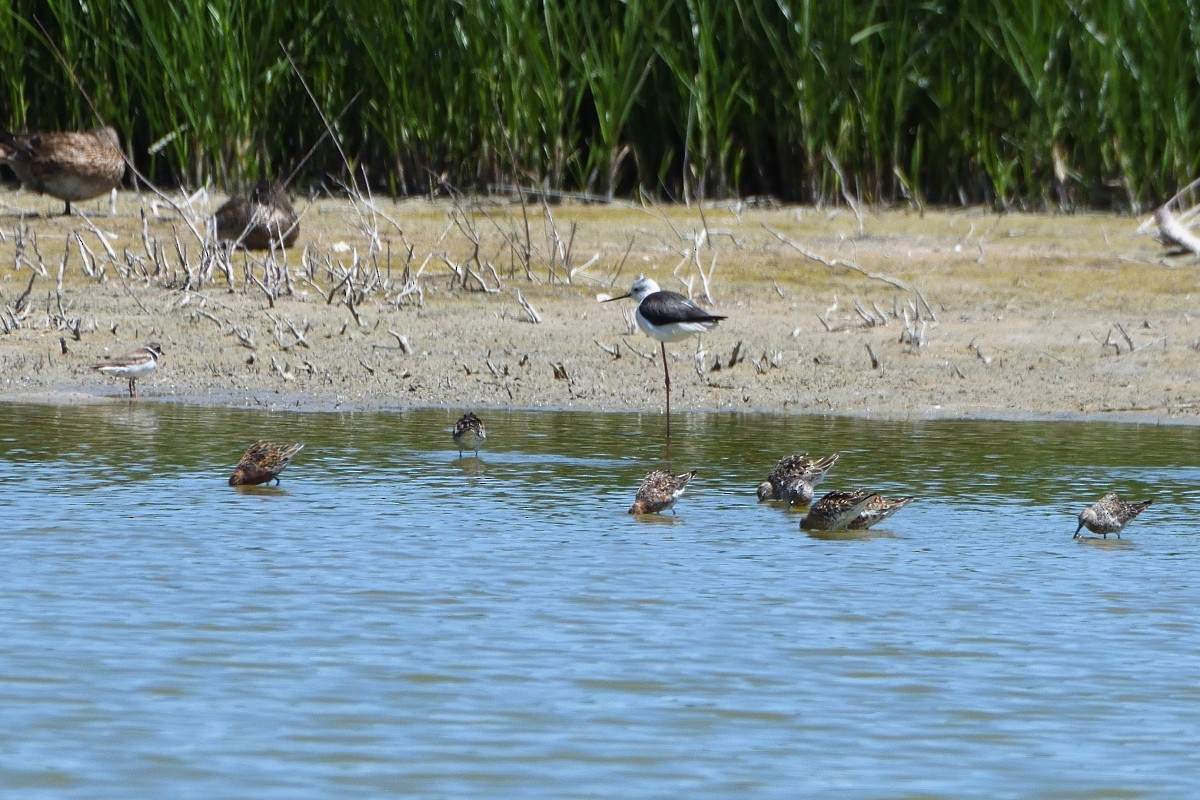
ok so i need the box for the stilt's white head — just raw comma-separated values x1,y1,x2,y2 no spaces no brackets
628,277,661,302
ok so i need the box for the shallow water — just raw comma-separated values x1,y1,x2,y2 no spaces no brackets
2,403,1199,798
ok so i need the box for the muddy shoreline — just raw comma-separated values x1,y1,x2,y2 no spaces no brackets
0,192,1193,425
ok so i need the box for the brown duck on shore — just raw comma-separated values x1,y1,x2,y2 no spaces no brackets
0,125,125,215
214,180,299,250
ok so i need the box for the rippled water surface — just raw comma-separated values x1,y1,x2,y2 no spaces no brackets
3,403,1200,798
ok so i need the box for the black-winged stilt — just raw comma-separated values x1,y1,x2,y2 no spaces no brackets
604,277,726,437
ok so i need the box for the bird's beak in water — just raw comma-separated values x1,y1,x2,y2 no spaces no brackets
600,292,631,303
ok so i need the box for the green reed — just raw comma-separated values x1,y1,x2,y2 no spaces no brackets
3,0,1200,209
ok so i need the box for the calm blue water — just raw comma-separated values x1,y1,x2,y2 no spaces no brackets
3,403,1200,798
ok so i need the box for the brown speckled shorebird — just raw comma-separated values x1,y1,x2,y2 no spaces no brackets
629,469,696,515
848,495,914,530
0,125,124,215
757,453,840,504
1074,493,1151,539
452,413,486,457
214,180,299,250
800,490,879,531
90,342,163,398
229,441,305,486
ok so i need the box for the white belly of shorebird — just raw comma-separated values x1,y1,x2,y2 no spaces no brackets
98,361,155,379
636,312,717,343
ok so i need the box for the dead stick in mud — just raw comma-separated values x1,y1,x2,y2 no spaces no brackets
1114,322,1137,353
915,288,938,321
1,272,31,320
514,289,541,323
1153,207,1200,254
113,257,149,313
385,330,412,353
230,326,255,349
608,235,637,289
866,343,881,370
1154,177,1200,228
763,225,913,291
968,338,991,365
622,340,655,361
824,146,864,235
853,298,876,326
193,308,223,326
270,355,295,380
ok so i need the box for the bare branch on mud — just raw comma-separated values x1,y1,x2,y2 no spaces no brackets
763,225,913,291
514,289,542,323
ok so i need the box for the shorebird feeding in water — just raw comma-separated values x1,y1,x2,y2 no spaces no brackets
1075,493,1151,539
90,342,163,398
229,441,305,486
0,125,125,215
629,469,696,515
800,490,879,531
452,412,486,457
214,180,300,250
604,277,725,437
848,495,914,530
757,453,840,504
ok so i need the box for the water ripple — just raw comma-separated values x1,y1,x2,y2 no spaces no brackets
2,404,1200,797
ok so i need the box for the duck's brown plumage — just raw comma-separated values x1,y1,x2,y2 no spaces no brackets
0,125,124,215
214,181,299,250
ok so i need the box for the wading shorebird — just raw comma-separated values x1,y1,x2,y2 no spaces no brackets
629,469,697,515
603,277,725,438
90,342,163,398
800,490,879,531
757,453,840,504
214,180,299,250
1074,493,1152,539
229,441,305,486
0,125,124,215
452,412,486,457
848,495,914,530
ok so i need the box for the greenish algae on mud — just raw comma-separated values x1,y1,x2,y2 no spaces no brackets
0,189,1195,424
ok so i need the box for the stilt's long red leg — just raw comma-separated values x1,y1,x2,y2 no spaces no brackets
661,341,671,438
